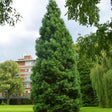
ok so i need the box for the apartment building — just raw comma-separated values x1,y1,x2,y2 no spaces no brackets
0,55,36,99
16,55,35,97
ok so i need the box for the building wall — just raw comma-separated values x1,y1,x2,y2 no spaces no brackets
17,55,35,98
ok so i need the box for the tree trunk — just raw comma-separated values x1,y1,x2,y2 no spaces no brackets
7,95,10,105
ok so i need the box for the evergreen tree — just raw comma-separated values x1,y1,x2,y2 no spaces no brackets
73,44,97,106
31,0,81,112
78,60,97,106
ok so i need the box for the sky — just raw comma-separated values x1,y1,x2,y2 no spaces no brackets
0,0,112,62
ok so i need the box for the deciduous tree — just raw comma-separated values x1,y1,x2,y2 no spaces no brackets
90,56,112,107
65,0,112,26
0,0,21,26
76,21,112,62
0,60,24,105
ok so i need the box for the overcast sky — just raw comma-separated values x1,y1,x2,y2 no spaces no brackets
0,0,112,63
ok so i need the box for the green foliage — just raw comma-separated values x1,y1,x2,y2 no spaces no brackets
104,69,112,107
0,60,24,104
76,21,112,107
65,0,101,26
31,0,81,112
73,44,97,106
77,21,112,62
78,60,97,106
65,0,112,26
90,57,112,107
9,99,32,105
0,0,21,26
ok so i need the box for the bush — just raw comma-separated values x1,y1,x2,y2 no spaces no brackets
10,99,32,105
1,100,6,105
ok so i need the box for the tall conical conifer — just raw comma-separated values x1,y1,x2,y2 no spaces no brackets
31,0,81,111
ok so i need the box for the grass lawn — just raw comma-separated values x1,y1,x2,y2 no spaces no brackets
80,107,112,112
0,105,33,112
0,105,112,112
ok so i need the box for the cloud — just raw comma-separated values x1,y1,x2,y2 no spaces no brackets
97,0,112,23
0,0,112,63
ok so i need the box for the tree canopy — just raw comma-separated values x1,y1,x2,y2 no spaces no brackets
0,0,21,26
65,0,112,26
76,21,112,62
0,60,24,104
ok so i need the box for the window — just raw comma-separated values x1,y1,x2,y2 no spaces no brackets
26,57,29,59
25,83,30,88
28,83,30,88
25,77,28,81
25,61,34,66
25,61,31,66
25,74,30,77
29,68,31,72
28,77,30,81
31,61,34,66
28,90,30,96
25,69,27,71
25,74,31,81
25,77,30,81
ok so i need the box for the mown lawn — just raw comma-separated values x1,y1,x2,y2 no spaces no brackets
0,105,33,112
0,105,112,112
80,107,112,112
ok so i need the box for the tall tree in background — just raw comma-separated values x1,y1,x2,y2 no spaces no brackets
78,60,97,106
31,0,81,112
73,44,97,106
0,0,21,26
0,60,24,105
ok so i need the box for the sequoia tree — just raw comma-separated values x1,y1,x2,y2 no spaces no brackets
31,0,81,112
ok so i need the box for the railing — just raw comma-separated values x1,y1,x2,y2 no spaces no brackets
0,96,30,99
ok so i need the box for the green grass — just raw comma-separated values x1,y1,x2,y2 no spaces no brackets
0,105,33,112
80,107,112,112
0,105,112,112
